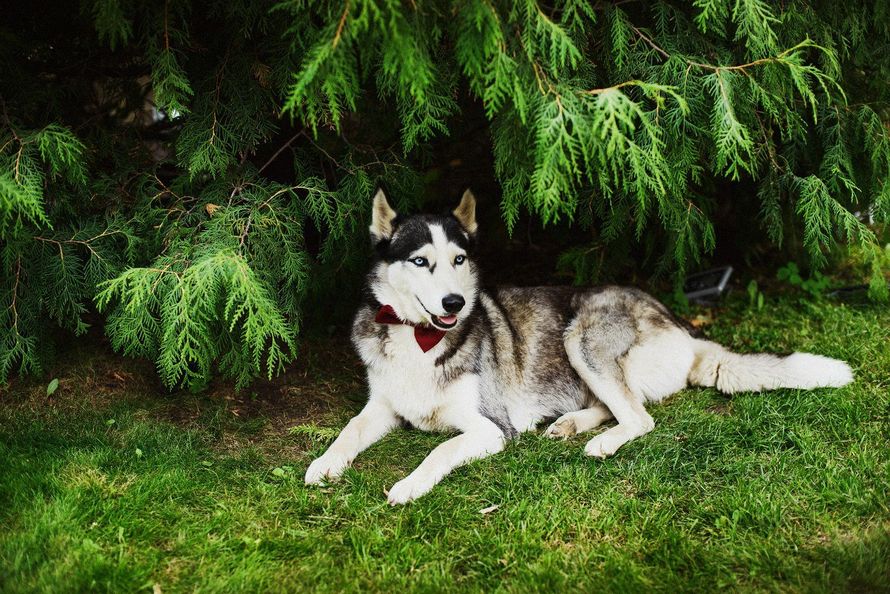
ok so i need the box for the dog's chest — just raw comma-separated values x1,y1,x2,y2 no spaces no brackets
359,325,476,432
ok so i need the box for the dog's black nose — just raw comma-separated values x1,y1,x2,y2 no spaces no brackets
442,294,465,313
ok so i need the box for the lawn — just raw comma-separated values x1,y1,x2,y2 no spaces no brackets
1,295,888,593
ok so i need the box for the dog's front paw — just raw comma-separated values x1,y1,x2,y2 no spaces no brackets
584,432,624,459
387,474,435,505
304,452,349,485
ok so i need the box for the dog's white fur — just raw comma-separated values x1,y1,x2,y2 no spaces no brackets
304,329,503,504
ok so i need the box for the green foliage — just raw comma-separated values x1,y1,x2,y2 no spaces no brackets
150,47,193,117
777,261,832,299
97,248,297,390
0,123,86,234
90,0,132,50
2,0,890,389
0,217,138,382
746,280,765,310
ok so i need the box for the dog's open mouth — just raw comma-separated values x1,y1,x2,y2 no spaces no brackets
430,314,458,330
416,296,459,330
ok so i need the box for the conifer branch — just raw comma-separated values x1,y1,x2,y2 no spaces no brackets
258,132,302,175
333,1,350,48
9,256,21,334
163,0,170,50
34,228,128,261
631,23,818,74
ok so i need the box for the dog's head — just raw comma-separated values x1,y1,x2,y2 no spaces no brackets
367,188,480,330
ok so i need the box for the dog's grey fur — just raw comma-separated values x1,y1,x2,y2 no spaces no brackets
306,189,854,504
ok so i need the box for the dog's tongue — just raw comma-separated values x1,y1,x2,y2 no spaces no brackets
438,314,457,325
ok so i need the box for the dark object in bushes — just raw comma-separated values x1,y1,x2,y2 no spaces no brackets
684,267,734,304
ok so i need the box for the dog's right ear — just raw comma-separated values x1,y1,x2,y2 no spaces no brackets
369,188,398,242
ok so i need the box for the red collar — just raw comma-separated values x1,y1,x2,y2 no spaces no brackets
374,304,447,352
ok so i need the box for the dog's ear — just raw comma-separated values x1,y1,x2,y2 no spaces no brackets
370,188,398,242
453,189,478,234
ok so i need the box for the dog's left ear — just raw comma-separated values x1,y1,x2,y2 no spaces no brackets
453,189,478,234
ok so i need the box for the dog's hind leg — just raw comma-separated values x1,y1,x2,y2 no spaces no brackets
544,403,613,439
578,377,654,459
563,315,655,459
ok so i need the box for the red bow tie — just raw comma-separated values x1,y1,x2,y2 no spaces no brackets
374,304,447,352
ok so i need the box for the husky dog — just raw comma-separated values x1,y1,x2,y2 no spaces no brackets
305,189,854,505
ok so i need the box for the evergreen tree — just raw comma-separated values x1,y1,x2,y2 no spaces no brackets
1,0,888,390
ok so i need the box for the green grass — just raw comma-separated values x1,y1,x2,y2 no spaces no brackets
1,297,888,593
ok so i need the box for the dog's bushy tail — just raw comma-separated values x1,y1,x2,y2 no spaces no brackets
688,340,853,394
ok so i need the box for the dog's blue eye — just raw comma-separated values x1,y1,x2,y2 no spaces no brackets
411,257,428,267
454,255,466,265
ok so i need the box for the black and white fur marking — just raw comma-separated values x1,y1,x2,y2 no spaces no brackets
305,189,854,504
